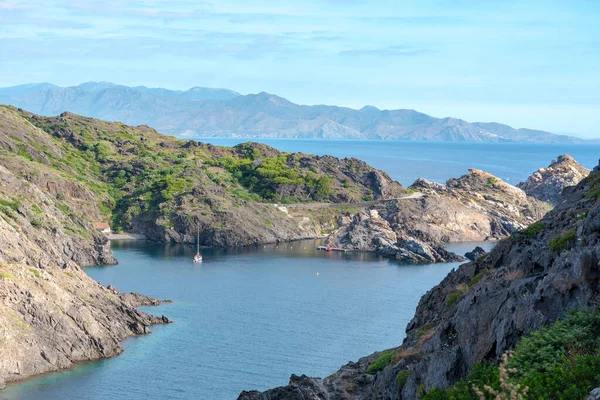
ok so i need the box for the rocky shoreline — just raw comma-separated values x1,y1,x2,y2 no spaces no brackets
238,160,600,399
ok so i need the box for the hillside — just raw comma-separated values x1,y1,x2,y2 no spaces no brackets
0,83,586,143
0,106,407,249
3,106,583,264
0,108,170,389
240,160,600,399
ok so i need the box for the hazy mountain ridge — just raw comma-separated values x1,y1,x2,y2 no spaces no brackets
0,82,588,143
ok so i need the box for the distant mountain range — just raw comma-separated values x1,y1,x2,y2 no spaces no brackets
0,82,590,143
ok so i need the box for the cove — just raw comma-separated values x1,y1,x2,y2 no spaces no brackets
0,240,493,399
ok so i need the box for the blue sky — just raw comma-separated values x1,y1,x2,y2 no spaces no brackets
1,0,599,137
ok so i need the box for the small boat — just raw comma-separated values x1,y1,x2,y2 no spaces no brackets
193,226,203,263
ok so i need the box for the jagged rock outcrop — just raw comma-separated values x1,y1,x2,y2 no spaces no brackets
380,169,550,243
589,388,600,400
464,246,486,261
241,161,600,399
325,210,462,263
517,154,590,205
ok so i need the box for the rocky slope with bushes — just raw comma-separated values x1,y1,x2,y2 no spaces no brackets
5,106,406,248
0,119,170,388
2,106,578,263
239,160,600,399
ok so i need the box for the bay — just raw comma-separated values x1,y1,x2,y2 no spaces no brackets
0,241,493,400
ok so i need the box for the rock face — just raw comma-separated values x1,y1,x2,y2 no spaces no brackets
240,161,600,399
390,170,549,243
325,210,463,263
589,388,600,400
323,167,558,264
464,246,486,261
0,110,169,388
517,154,591,205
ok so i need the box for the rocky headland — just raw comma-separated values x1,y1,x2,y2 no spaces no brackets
517,154,591,205
238,160,600,399
0,157,170,388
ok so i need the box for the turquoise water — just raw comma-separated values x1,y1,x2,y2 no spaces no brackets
0,241,494,400
201,139,600,186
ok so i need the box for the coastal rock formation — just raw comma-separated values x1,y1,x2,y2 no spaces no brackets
377,169,550,243
240,161,600,399
517,154,591,205
325,210,462,263
464,246,486,261
0,109,169,388
2,106,566,256
589,388,600,400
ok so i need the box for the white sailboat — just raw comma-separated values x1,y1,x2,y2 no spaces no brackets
194,226,203,263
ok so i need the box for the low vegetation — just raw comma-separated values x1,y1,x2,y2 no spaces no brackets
2,107,390,234
366,349,396,374
519,221,544,238
422,310,600,400
548,229,577,253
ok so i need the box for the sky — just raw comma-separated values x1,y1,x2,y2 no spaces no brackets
1,0,599,137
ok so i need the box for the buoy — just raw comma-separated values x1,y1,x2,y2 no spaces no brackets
316,272,319,276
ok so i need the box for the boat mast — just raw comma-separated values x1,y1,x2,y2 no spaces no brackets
197,226,200,253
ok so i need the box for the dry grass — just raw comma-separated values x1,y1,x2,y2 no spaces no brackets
473,352,528,400
506,270,524,281
391,347,418,365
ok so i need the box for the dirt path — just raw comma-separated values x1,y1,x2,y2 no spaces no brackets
274,191,423,211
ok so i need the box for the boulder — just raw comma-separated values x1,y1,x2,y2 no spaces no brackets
465,246,486,261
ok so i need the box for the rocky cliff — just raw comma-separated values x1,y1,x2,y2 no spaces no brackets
0,108,170,388
324,168,550,262
240,161,600,399
517,154,590,205
325,210,463,263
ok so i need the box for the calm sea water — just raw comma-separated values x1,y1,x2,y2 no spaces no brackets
200,139,600,186
0,240,494,400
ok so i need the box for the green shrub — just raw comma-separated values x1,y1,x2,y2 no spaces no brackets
509,311,600,378
520,221,544,238
423,311,600,400
0,198,19,211
0,270,14,279
417,323,432,337
468,269,488,286
396,370,410,389
366,349,396,374
548,229,576,253
486,177,498,187
446,285,468,309
30,217,44,228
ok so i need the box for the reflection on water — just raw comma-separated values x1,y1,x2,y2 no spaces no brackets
110,238,384,263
